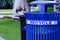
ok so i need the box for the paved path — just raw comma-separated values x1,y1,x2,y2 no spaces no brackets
0,15,13,18
0,15,19,19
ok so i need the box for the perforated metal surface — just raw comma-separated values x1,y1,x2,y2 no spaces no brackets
24,12,60,40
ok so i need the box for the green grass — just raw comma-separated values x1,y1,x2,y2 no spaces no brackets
0,19,21,40
0,9,12,12
0,9,13,15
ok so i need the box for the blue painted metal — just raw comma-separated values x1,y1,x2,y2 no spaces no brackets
24,1,60,40
30,1,59,13
30,1,59,5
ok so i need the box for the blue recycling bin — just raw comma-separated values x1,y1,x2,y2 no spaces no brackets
24,1,60,40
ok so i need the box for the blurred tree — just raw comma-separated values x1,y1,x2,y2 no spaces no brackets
5,0,13,9
0,0,6,9
28,0,35,2
0,0,13,9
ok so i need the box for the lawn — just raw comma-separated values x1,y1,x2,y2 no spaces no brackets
0,9,12,15
0,19,21,40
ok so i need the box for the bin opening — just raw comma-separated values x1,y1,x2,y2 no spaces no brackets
45,5,54,12
30,5,54,13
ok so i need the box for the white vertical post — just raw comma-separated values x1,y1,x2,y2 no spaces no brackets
13,0,29,17
54,0,57,12
24,0,29,11
54,0,59,12
13,0,22,17
54,5,57,12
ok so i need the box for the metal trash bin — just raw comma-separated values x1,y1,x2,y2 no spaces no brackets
24,1,60,40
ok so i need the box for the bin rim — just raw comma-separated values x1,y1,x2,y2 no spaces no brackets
24,12,60,14
30,1,59,5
